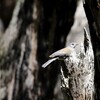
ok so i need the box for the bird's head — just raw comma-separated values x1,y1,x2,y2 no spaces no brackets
68,42,78,48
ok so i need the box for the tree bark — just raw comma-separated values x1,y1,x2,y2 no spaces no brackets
60,28,94,100
83,0,100,99
0,0,39,100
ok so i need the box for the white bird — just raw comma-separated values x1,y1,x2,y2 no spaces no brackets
42,43,78,68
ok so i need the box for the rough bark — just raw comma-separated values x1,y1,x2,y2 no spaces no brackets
61,28,94,100
0,0,25,100
83,0,100,99
0,0,39,100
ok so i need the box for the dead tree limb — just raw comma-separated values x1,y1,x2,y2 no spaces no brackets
61,28,94,100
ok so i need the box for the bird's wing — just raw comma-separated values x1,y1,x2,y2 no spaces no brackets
49,47,72,58
42,58,58,68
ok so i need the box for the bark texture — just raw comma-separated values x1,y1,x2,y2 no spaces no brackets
0,0,39,100
83,0,100,99
61,28,94,100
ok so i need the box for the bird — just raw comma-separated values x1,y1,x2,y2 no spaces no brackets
42,42,78,68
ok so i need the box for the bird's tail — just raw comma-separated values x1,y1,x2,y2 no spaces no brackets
42,58,58,68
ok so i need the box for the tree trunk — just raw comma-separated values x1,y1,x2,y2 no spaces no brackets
83,0,100,99
0,0,39,100
60,28,94,100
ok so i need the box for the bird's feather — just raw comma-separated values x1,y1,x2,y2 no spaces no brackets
42,58,58,68
49,47,73,58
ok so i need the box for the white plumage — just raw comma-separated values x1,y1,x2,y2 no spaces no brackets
42,43,78,68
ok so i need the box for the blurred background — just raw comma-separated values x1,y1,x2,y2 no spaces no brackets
0,0,89,100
